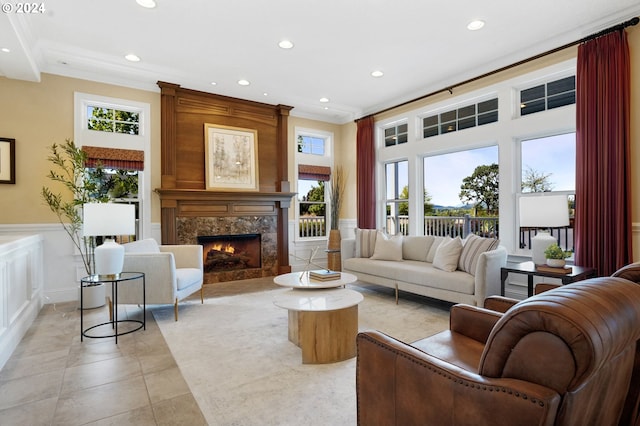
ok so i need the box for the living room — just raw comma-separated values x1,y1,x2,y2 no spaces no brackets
1,1,640,424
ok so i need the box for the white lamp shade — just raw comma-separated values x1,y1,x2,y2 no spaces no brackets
519,195,570,228
83,203,136,237
83,203,135,276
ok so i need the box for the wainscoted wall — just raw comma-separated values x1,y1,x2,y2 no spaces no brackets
0,234,43,369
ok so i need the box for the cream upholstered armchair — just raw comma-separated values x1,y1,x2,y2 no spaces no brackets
109,238,204,321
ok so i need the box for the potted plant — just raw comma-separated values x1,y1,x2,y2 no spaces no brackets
544,243,572,267
41,140,112,309
327,166,346,251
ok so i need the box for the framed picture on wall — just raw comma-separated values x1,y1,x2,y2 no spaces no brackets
0,137,15,184
204,124,259,191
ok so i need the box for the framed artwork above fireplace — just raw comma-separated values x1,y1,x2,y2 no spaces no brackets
204,123,259,191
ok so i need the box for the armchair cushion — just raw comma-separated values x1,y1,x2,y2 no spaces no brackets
123,238,160,253
176,268,202,291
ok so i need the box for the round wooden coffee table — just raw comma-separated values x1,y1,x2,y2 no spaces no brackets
273,288,363,364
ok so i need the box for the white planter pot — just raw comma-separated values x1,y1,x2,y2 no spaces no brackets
79,283,106,309
546,259,566,268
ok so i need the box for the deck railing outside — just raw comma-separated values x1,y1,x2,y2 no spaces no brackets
302,214,573,252
299,216,326,238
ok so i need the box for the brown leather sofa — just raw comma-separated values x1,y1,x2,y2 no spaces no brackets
356,277,640,425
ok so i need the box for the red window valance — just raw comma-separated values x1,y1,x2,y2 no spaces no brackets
298,164,331,181
82,146,144,171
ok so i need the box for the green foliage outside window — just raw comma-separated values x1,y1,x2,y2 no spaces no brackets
87,106,140,135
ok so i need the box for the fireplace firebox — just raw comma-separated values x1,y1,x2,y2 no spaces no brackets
198,234,262,273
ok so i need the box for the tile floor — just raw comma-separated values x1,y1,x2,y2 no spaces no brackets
0,278,279,426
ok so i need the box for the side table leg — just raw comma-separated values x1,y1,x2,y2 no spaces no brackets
500,269,508,296
528,275,534,297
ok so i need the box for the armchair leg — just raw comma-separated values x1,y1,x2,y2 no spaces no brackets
108,298,113,321
200,286,204,304
174,297,179,321
395,283,399,305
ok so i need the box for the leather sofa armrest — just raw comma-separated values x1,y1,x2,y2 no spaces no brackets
484,295,520,313
356,331,560,426
450,304,503,343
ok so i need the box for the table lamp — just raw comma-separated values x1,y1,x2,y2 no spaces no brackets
83,202,136,277
519,195,570,265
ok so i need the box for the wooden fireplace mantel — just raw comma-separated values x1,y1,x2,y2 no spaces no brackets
155,188,296,207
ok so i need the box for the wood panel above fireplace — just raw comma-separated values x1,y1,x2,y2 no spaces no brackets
156,82,295,279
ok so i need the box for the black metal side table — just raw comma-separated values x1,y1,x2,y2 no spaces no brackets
80,272,145,344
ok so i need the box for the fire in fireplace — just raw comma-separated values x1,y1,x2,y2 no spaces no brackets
198,234,262,273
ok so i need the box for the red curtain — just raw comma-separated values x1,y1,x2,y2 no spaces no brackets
356,116,376,229
575,30,632,276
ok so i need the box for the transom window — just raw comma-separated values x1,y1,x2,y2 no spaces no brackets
422,98,498,138
87,105,140,135
297,135,326,155
384,123,408,147
520,76,575,116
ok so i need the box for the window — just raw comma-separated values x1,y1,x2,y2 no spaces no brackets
384,123,408,147
520,76,575,116
295,128,333,239
74,92,150,239
385,161,409,235
520,133,575,193
423,147,499,236
298,179,326,238
87,106,140,135
422,98,498,139
519,133,576,251
297,135,325,155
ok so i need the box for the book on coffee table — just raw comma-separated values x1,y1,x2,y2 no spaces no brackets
535,264,573,275
309,270,341,281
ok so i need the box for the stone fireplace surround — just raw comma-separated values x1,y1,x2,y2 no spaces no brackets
178,216,276,283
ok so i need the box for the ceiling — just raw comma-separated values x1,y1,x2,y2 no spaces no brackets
1,1,639,124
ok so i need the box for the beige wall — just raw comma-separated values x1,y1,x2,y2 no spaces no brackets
0,74,161,224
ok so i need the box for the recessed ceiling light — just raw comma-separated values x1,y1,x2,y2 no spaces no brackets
210,81,217,86
371,70,384,78
278,40,294,49
125,54,141,62
319,97,329,103
263,92,268,96
1,48,10,53
467,20,485,31
238,79,250,86
136,0,157,8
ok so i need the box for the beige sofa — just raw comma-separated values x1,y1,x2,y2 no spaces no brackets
341,230,507,306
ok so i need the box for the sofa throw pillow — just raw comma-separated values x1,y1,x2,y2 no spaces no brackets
402,236,435,261
458,234,500,276
123,238,160,253
426,236,447,263
370,231,403,261
354,228,378,258
432,237,463,272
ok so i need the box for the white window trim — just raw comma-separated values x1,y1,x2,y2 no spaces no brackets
294,127,334,241
74,92,151,239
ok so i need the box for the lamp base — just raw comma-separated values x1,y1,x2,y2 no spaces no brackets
94,238,125,276
531,231,557,265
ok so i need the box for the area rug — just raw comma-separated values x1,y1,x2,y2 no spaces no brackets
153,285,450,426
